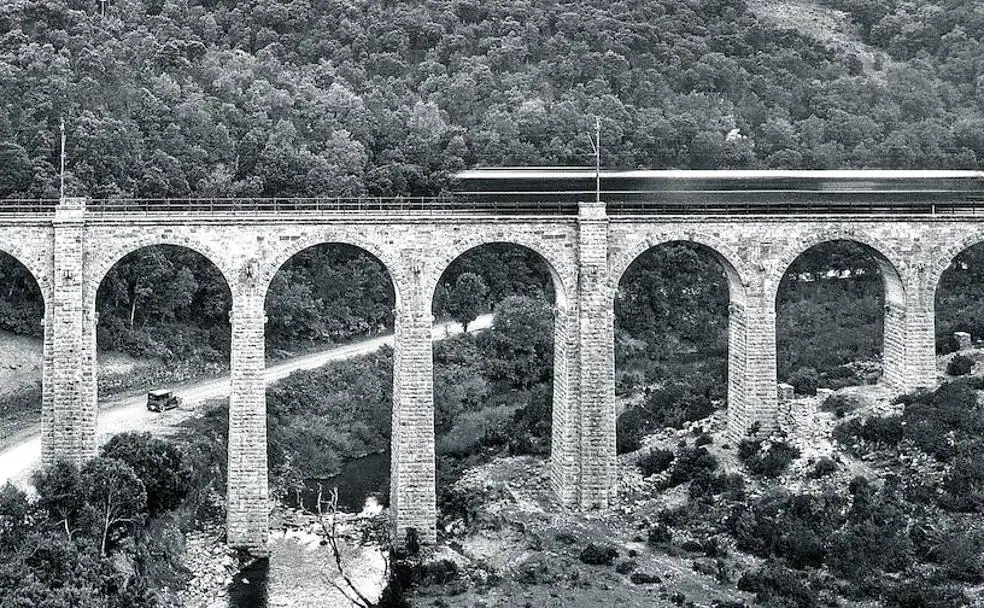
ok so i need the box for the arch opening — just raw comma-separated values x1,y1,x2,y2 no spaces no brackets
263,243,397,515
614,241,742,455
935,241,984,358
775,239,903,395
0,249,45,449
430,242,562,513
95,244,233,381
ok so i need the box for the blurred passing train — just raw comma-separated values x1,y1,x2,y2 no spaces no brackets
450,168,984,215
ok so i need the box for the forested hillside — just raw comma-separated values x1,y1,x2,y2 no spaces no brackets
0,0,982,202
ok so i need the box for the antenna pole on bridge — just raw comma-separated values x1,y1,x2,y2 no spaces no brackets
587,115,601,203
595,116,600,204
59,118,65,200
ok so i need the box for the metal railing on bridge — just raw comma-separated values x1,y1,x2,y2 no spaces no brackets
3,194,984,216
0,199,59,214
84,196,578,215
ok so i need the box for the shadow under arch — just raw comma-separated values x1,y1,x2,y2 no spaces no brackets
429,241,576,504
774,238,906,390
613,240,747,443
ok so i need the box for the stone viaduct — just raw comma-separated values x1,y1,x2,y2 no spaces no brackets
1,170,982,551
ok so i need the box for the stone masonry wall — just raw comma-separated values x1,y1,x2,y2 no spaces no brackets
882,301,908,390
578,202,616,508
390,259,437,545
10,208,984,549
45,200,96,465
226,285,269,551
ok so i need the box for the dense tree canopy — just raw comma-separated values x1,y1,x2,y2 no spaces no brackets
0,0,981,202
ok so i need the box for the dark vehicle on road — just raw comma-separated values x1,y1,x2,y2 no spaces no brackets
147,389,181,412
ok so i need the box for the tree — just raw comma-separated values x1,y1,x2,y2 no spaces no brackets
79,457,147,556
32,459,86,542
481,295,554,389
100,432,191,516
445,272,488,332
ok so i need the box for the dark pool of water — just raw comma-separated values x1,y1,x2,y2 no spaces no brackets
299,451,391,513
228,558,269,608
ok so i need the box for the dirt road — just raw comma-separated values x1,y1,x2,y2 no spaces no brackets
0,314,492,489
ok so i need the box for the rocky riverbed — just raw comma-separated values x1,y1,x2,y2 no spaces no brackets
177,501,388,608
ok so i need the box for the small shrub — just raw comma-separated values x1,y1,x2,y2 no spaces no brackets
947,354,974,376
616,407,647,454
787,367,819,396
737,562,817,608
832,415,903,452
739,440,800,477
809,457,838,478
420,559,458,585
629,571,661,584
554,531,577,545
637,449,675,476
882,580,970,608
615,559,637,574
940,454,984,512
689,472,745,502
819,393,862,417
701,536,730,558
579,543,618,566
647,523,673,546
667,447,719,486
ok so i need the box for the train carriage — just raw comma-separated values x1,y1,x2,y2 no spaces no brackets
451,168,984,215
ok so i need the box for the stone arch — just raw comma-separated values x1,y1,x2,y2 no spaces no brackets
770,231,908,390
610,232,751,306
424,232,576,316
259,232,403,308
927,230,984,302
766,231,906,306
426,235,577,505
610,232,752,441
86,234,236,308
0,237,51,307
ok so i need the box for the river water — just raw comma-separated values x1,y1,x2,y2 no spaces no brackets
227,452,390,608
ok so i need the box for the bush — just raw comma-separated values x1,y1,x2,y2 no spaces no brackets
689,472,745,502
738,440,800,477
615,559,637,574
667,447,719,487
579,543,618,566
616,407,647,454
420,559,458,585
729,492,842,569
882,580,970,608
647,523,673,546
940,454,984,512
819,393,862,417
787,367,819,396
737,561,817,608
100,432,192,516
637,449,675,476
809,457,838,478
947,354,974,376
903,382,984,461
629,571,661,584
832,415,903,452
